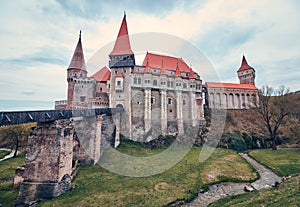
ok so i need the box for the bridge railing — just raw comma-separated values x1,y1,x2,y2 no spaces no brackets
0,108,123,126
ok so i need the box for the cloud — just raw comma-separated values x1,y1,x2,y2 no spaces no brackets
21,91,35,96
0,0,299,106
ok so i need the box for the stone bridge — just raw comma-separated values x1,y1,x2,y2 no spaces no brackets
1,108,122,206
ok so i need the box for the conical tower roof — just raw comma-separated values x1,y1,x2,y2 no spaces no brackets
237,55,254,72
68,31,86,70
160,60,166,75
145,59,151,73
175,63,181,77
189,67,195,79
109,13,134,56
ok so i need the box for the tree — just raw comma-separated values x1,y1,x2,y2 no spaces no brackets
256,85,296,150
0,123,35,157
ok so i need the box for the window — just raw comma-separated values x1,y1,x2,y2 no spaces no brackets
115,71,118,74
168,98,172,104
153,80,157,86
161,81,165,85
138,78,142,84
151,96,155,104
80,96,86,103
183,83,187,88
145,79,150,84
167,81,170,87
183,99,186,105
117,81,121,86
171,81,174,87
100,88,102,92
134,77,137,84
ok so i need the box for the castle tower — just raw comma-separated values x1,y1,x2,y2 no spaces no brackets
109,13,135,138
109,13,135,68
237,55,255,85
67,31,87,109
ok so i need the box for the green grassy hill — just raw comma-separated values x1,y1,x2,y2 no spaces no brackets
38,143,257,207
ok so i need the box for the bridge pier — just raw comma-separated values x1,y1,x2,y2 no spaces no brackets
15,119,74,207
11,108,122,206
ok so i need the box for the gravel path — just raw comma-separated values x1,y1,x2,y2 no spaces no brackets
0,148,16,162
183,153,282,207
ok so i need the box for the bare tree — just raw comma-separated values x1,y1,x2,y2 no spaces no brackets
257,85,294,150
0,123,34,157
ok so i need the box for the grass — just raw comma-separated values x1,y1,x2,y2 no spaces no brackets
249,149,300,176
39,145,257,207
0,150,10,159
209,174,300,207
0,154,25,207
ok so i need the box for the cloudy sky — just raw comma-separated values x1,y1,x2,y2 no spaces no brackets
0,0,299,106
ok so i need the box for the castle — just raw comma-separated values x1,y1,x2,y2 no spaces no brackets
55,14,258,140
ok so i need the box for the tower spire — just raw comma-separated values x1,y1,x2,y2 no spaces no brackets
160,59,166,75
109,13,133,56
189,67,195,79
175,62,181,77
68,31,86,71
237,55,253,72
145,58,151,73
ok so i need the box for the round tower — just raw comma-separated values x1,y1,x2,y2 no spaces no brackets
67,31,87,109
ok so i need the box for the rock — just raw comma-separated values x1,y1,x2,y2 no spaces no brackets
244,184,255,192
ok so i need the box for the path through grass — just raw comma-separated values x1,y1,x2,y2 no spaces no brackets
249,149,300,176
0,150,10,159
40,145,257,207
209,174,300,207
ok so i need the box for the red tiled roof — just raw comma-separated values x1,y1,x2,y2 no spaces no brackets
92,66,111,82
206,82,258,90
109,14,134,56
116,72,124,77
237,55,254,72
68,31,86,70
142,52,192,73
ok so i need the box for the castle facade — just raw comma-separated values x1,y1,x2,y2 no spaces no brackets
55,14,258,140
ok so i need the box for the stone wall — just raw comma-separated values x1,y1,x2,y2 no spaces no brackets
15,112,120,206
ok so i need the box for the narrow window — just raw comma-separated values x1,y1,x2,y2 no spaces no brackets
151,96,155,104
168,98,172,104
80,96,86,103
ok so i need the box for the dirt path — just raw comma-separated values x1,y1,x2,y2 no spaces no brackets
183,153,282,207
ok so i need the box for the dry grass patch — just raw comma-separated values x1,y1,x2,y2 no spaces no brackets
201,153,257,184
